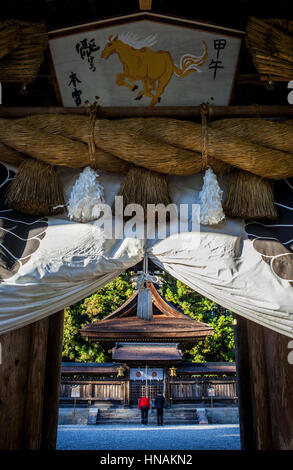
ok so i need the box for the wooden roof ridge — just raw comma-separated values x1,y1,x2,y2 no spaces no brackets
149,282,190,319
101,290,139,320
99,282,188,322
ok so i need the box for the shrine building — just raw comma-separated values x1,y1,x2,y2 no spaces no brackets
79,281,221,406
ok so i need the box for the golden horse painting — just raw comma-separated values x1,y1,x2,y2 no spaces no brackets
101,33,208,106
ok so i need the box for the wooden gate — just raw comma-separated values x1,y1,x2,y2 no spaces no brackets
130,380,163,405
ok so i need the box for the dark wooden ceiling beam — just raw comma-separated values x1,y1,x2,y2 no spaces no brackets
0,105,293,118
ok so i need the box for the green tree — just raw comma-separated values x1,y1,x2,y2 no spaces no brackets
62,272,133,362
160,273,235,362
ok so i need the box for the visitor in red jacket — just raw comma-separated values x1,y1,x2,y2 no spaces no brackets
138,396,151,425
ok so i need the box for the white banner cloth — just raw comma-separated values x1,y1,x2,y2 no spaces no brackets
1,164,293,337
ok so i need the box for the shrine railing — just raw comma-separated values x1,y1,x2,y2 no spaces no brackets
60,379,125,403
169,377,237,402
59,375,237,404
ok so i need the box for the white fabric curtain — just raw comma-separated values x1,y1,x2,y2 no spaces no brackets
148,234,293,338
1,164,293,337
0,225,144,333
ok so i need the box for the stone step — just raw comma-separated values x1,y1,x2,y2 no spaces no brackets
98,416,197,421
98,414,197,417
97,408,198,424
97,421,197,425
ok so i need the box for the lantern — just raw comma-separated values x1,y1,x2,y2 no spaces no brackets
117,365,125,377
169,366,177,377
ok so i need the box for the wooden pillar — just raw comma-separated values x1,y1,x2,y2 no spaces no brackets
0,310,64,450
0,318,49,449
164,366,171,407
247,320,273,449
0,324,32,448
125,379,130,408
233,315,256,449
243,319,293,450
262,326,293,449
40,310,64,450
23,318,49,449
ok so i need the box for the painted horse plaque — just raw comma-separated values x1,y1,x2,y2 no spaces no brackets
49,12,243,107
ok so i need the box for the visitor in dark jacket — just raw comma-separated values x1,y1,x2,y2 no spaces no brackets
138,396,151,424
155,392,165,426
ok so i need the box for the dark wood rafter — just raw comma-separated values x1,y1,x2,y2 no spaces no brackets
0,106,292,119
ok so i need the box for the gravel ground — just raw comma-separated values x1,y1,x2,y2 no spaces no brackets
57,424,241,450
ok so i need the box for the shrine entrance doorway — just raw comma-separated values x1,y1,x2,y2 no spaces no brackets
129,367,164,406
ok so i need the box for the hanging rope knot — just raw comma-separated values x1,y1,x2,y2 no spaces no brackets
131,272,162,290
200,102,210,171
85,96,100,165
198,101,225,225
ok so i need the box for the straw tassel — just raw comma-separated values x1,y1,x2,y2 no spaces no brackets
199,103,225,226
224,169,277,220
117,166,171,221
5,159,65,216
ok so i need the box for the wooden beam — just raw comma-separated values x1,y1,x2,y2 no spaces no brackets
139,0,152,10
0,106,292,119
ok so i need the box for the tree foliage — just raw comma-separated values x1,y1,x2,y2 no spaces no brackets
63,272,133,362
63,272,235,363
160,274,235,362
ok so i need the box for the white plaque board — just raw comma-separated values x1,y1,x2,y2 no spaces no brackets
49,13,243,107
208,387,216,397
71,385,81,398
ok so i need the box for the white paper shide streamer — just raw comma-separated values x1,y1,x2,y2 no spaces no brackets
67,166,105,222
199,167,225,225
